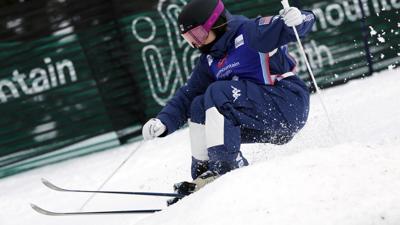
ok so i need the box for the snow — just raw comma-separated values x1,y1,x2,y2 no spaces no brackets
369,26,378,36
1,69,400,225
143,144,400,225
377,36,386,43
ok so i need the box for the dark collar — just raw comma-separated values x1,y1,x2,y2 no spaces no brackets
207,13,248,58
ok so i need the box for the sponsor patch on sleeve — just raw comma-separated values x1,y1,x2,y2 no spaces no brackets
304,14,314,22
259,16,272,26
234,34,244,49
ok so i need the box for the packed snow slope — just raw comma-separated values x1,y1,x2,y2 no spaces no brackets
0,69,399,225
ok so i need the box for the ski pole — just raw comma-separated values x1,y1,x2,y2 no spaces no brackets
281,0,339,141
79,140,146,211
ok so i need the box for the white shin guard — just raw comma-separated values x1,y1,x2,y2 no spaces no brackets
205,107,225,149
189,107,225,161
189,120,209,161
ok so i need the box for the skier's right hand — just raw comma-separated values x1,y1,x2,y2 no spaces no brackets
166,170,220,206
142,118,166,140
279,7,304,27
166,181,197,206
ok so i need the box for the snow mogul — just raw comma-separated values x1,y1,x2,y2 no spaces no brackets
142,0,316,204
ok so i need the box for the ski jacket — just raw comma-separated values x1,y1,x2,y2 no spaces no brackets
158,10,316,135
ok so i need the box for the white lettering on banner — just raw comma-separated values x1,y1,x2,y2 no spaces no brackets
131,17,156,43
290,40,335,72
0,58,78,104
131,0,200,106
325,4,346,27
312,0,400,31
393,0,400,8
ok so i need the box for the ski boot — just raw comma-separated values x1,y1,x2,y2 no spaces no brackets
167,170,220,206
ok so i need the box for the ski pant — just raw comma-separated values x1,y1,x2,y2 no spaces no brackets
189,78,309,179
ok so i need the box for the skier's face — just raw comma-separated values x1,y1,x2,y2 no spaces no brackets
197,31,220,54
194,31,216,48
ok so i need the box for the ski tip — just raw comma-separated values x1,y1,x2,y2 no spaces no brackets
41,178,63,191
30,203,40,211
30,203,54,216
41,178,51,187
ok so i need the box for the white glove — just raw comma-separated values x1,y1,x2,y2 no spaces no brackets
142,118,166,140
279,7,304,27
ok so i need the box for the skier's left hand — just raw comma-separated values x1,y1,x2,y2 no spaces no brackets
279,7,304,27
142,118,166,140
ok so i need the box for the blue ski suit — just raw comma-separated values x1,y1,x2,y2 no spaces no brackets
157,11,316,178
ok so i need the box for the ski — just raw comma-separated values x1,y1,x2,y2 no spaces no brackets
31,204,161,216
41,178,184,198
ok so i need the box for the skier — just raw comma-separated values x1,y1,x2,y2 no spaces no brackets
142,0,316,203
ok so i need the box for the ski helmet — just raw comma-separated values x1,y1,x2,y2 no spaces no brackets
178,0,227,48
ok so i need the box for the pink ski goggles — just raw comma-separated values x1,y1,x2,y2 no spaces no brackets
181,0,225,48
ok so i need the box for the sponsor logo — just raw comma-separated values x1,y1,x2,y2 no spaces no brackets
0,57,78,104
234,34,244,48
217,54,228,69
236,153,246,168
231,85,241,102
303,14,314,22
216,62,240,79
207,55,214,66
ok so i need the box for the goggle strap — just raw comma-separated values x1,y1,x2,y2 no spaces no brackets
203,0,225,31
211,19,231,29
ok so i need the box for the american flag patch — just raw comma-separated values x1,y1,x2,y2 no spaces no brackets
259,16,272,26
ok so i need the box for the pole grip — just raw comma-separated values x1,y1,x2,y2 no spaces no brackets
281,0,290,9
